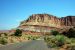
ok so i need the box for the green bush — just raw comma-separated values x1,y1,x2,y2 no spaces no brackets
55,35,65,47
67,28,75,38
62,28,75,38
28,36,31,40
44,35,57,48
44,35,66,48
14,29,22,37
0,37,8,45
44,29,75,49
32,37,36,40
70,38,75,43
51,30,60,36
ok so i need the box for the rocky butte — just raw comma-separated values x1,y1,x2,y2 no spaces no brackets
17,14,75,35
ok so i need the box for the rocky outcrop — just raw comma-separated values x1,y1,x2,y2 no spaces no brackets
18,14,75,33
61,16,75,26
20,14,75,28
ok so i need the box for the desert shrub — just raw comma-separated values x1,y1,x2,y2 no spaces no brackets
32,37,36,40
44,35,66,48
51,30,60,36
27,35,40,40
3,33,8,36
65,38,72,44
28,36,33,40
28,36,31,40
70,38,75,43
67,28,75,38
0,37,8,45
14,29,22,37
44,35,57,48
55,35,65,47
62,28,75,38
0,33,8,37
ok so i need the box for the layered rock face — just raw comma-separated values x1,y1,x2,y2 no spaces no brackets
18,14,75,33
61,16,75,26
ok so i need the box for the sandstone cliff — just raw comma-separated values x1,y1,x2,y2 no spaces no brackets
20,14,75,28
61,16,75,26
18,14,75,33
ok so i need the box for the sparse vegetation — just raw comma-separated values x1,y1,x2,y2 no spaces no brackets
51,30,60,36
44,35,66,48
62,28,75,38
0,27,75,50
44,29,75,50
14,29,22,37
0,31,40,45
0,37,8,45
27,35,40,40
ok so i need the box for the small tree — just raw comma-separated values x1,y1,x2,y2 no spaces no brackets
67,28,75,38
51,30,60,36
62,28,75,38
14,29,22,37
55,35,65,47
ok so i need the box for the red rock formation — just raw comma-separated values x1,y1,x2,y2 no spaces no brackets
20,14,75,28
18,14,75,33
62,16,75,26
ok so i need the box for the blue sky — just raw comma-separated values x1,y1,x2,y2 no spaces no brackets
0,0,75,30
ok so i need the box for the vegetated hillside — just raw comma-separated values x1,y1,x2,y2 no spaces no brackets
18,14,75,33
